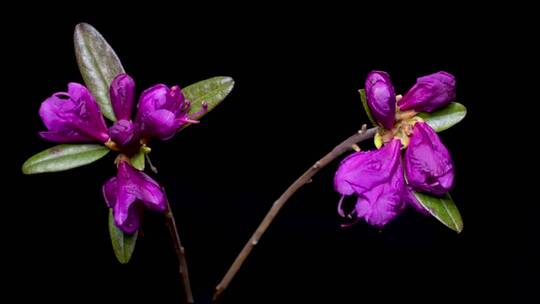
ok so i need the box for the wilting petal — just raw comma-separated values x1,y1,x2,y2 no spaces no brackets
354,179,405,227
102,161,166,234
334,139,405,227
404,122,454,195
117,161,166,212
110,74,135,120
115,204,143,234
398,71,456,112
102,175,141,234
103,177,118,208
365,71,396,129
109,119,139,147
335,139,402,195
38,83,109,143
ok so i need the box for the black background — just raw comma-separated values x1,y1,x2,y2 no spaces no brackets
4,5,535,303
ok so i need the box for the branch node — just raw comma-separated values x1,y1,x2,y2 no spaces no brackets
360,124,367,133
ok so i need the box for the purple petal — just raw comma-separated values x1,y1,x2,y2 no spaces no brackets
135,84,190,141
402,186,430,215
103,175,141,234
398,71,456,112
139,109,181,140
110,74,135,120
39,130,89,143
365,71,396,129
354,180,405,227
38,83,109,143
103,177,118,208
165,86,187,116
334,140,405,227
136,84,169,122
335,139,402,195
114,202,142,234
103,161,166,234
404,122,454,195
118,161,166,212
109,119,139,147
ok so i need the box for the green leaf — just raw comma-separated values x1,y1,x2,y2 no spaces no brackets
183,76,235,121
108,209,138,264
413,192,463,233
22,144,109,174
359,89,377,126
74,23,125,121
130,149,145,171
417,102,466,132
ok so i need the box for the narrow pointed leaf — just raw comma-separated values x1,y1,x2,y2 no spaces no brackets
183,76,235,121
130,149,145,171
417,102,466,132
359,89,377,126
413,192,463,233
22,144,109,174
108,209,138,264
74,22,125,121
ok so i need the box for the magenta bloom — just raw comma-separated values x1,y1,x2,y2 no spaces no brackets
398,71,456,112
136,84,201,140
334,139,405,227
110,73,135,120
103,160,166,233
39,83,109,143
334,70,459,227
365,71,396,129
404,122,454,195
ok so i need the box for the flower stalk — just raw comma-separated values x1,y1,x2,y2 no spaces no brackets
163,189,194,304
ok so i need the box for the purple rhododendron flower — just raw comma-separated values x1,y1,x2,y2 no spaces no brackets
103,160,166,233
39,83,109,143
333,70,459,227
365,71,396,129
404,122,454,195
135,84,200,140
110,73,135,120
34,72,211,234
334,139,405,227
398,71,456,112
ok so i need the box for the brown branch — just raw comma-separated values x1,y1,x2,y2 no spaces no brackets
148,154,193,303
163,193,194,303
213,125,378,301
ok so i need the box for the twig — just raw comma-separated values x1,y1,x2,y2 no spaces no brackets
213,125,377,301
164,192,195,303
148,155,194,303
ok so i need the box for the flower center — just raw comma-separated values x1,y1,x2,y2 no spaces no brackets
375,110,423,148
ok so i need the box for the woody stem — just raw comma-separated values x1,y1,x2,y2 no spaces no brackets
148,155,194,304
213,125,378,301
164,192,194,304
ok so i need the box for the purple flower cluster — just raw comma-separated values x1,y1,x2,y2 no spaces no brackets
335,71,456,227
39,74,206,232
